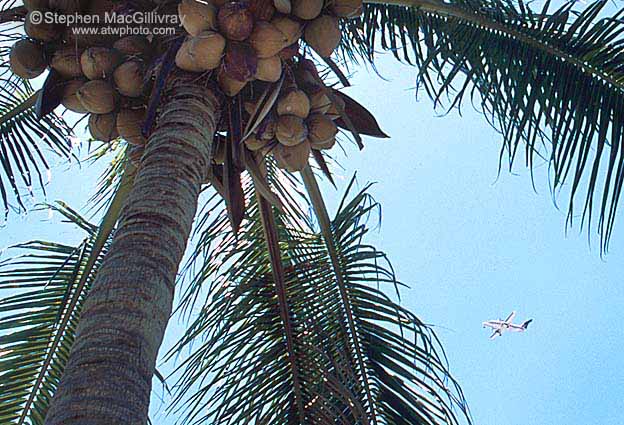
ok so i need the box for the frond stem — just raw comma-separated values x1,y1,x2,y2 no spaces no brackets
301,166,377,425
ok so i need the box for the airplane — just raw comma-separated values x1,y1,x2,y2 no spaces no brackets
482,311,533,340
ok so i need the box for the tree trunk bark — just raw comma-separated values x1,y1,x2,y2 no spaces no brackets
45,75,220,425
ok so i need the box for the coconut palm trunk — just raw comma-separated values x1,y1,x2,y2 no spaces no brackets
44,75,220,425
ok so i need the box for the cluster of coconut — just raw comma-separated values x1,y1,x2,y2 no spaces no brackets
10,0,154,163
9,0,363,172
176,0,361,171
234,59,343,172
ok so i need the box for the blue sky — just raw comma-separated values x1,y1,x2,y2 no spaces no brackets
3,28,624,425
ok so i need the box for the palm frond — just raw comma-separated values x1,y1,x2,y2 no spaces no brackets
0,169,133,425
347,0,624,251
0,82,73,219
0,205,104,425
168,166,470,425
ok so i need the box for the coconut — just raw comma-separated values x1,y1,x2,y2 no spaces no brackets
178,0,217,36
61,79,88,113
332,0,363,18
23,0,48,11
255,56,282,82
113,36,151,57
25,12,59,41
218,68,247,97
9,40,47,79
292,0,323,20
308,87,332,114
176,31,226,72
117,108,147,146
50,0,88,13
276,115,308,146
304,15,341,58
272,16,302,46
273,0,291,14
257,118,276,140
218,2,254,41
326,95,345,120
51,48,84,78
311,136,336,150
76,80,117,114
244,134,269,151
89,113,118,142
114,61,145,98
250,22,289,58
295,59,323,87
81,47,121,80
273,140,311,172
279,42,299,61
249,0,275,21
306,114,338,146
223,42,258,82
277,89,310,118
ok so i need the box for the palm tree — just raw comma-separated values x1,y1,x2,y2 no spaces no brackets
0,0,622,424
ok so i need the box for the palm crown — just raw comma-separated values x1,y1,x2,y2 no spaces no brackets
0,0,622,424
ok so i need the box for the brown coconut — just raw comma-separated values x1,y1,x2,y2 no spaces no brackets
279,42,300,61
176,31,226,72
218,2,254,41
292,0,323,20
81,47,121,80
273,140,311,172
25,12,59,42
117,108,146,146
332,0,363,18
61,79,88,113
51,48,83,78
249,0,275,21
273,0,291,14
308,87,332,114
272,16,302,46
326,95,345,120
178,0,217,36
9,40,47,79
223,42,258,82
255,56,282,82
257,118,277,140
277,89,310,118
113,36,151,57
218,68,247,97
276,115,308,146
304,15,341,58
306,114,338,146
249,21,289,58
113,61,145,98
88,113,118,142
244,134,269,151
76,80,117,114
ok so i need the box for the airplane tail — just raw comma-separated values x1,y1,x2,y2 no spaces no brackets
522,319,533,330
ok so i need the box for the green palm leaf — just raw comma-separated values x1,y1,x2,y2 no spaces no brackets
0,82,73,219
0,168,133,425
346,0,624,250
169,167,470,425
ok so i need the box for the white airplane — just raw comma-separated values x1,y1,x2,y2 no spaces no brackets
482,311,532,340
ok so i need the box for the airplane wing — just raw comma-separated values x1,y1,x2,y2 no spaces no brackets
504,311,517,324
483,321,503,329
489,329,502,340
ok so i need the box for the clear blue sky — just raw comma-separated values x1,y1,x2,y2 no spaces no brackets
2,37,624,425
